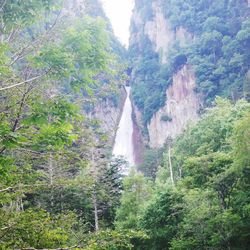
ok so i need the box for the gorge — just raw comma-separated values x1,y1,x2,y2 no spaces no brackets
0,0,250,249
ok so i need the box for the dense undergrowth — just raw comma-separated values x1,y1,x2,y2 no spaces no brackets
130,0,250,124
116,98,250,250
0,0,249,249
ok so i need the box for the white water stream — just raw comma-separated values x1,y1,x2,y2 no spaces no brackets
113,86,135,167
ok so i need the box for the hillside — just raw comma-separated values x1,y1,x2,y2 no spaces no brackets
0,0,249,249
129,0,250,147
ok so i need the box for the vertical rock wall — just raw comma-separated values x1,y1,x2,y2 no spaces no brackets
130,0,199,148
90,89,127,146
144,2,174,63
147,65,201,148
63,0,126,148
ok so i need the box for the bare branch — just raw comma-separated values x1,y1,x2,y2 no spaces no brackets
9,10,63,66
0,72,48,91
0,183,55,193
0,187,13,193
0,0,6,12
7,26,21,43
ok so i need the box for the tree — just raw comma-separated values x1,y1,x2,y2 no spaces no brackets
115,169,153,230
0,0,125,248
138,190,183,250
167,99,250,250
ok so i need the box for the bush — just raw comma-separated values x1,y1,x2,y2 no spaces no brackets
161,114,172,122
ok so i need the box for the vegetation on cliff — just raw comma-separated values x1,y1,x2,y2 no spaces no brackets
0,0,129,248
0,0,250,249
130,0,250,124
116,99,250,250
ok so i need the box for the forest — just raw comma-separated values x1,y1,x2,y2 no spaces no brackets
0,0,250,249
130,0,250,124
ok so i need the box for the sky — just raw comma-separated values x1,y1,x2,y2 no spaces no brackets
101,0,134,47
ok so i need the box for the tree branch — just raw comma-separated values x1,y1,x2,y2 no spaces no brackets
9,10,62,66
0,183,55,193
0,187,13,193
0,0,6,12
0,72,48,91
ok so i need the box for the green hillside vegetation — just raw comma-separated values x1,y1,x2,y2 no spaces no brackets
116,98,250,249
130,0,250,124
0,0,130,248
0,0,249,249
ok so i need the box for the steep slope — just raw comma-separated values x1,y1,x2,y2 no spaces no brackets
0,0,130,246
129,0,250,147
73,0,127,147
148,65,200,147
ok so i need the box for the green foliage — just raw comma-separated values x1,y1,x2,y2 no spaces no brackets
0,0,126,248
115,169,153,230
32,17,110,91
12,97,81,152
165,100,250,249
0,209,78,249
232,113,250,167
140,1,154,21
161,114,172,122
0,43,11,78
2,0,60,31
130,0,250,124
171,54,187,73
138,147,164,178
2,1,250,249
123,99,250,249
130,37,171,124
163,0,249,102
138,190,183,250
83,229,148,250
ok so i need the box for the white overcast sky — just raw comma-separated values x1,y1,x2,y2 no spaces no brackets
101,0,134,47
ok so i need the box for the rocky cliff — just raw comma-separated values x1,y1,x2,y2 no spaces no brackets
90,89,126,146
63,0,85,15
130,1,193,59
148,65,201,147
130,0,198,147
143,2,192,63
130,0,249,149
63,0,126,147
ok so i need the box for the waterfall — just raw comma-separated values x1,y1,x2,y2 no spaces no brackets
113,86,135,167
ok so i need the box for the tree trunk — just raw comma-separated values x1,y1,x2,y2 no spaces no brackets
92,188,99,232
49,153,53,185
168,146,175,187
49,153,54,208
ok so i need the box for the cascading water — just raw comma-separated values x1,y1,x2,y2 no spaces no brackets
113,86,135,168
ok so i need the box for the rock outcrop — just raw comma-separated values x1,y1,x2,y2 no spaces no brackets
148,65,201,148
144,3,174,63
130,1,192,62
90,89,126,146
63,0,86,16
130,0,198,148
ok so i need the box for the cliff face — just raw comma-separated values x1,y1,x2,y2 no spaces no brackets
130,1,192,59
144,2,173,63
63,0,86,16
90,90,126,146
130,0,249,149
63,0,126,147
143,2,192,63
148,65,201,147
130,0,198,147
